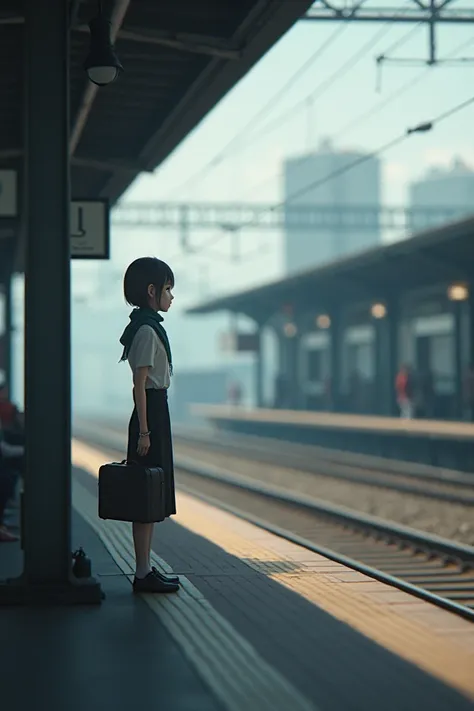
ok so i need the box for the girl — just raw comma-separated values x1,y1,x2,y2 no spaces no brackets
120,257,179,594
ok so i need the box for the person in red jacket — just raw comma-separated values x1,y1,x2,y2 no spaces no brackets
395,365,415,419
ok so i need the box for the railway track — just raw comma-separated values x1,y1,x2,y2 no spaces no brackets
170,426,474,505
75,424,474,622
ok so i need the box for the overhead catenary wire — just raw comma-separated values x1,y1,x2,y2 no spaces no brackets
169,12,418,260
168,87,472,266
377,19,424,60
168,226,237,263
168,27,471,263
186,93,474,255
227,34,474,211
375,20,424,90
169,89,474,265
252,95,474,225
163,21,352,201
336,35,474,139
238,9,416,151
165,1,415,201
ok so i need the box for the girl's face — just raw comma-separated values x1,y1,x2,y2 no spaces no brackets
147,281,174,312
159,281,174,312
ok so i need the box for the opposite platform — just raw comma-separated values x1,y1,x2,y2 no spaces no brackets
191,404,474,440
191,404,474,471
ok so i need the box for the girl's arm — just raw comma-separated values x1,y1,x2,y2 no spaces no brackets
133,366,150,435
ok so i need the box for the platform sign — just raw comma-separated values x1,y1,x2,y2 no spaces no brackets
70,199,110,259
0,170,18,217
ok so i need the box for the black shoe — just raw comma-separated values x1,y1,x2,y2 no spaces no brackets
133,571,179,594
152,566,180,585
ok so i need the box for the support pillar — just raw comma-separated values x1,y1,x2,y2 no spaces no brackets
329,311,343,412
465,289,474,422
453,301,463,420
274,325,298,409
285,331,300,409
275,330,286,408
0,261,13,393
254,326,264,408
24,0,72,590
0,0,101,604
387,302,399,416
4,268,12,394
469,291,474,368
374,319,387,416
374,300,398,416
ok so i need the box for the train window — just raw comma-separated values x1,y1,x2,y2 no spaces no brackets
347,343,374,380
431,334,454,394
307,349,323,381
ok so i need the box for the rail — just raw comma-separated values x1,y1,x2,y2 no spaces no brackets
170,426,474,505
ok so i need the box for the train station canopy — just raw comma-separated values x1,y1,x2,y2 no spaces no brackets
0,0,314,266
187,215,474,320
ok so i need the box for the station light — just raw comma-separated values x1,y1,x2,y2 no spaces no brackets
283,322,298,338
316,314,331,330
84,11,123,86
447,283,469,302
371,302,387,319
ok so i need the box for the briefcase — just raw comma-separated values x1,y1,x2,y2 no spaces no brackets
98,460,165,523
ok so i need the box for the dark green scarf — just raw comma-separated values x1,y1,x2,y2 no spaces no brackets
119,307,173,375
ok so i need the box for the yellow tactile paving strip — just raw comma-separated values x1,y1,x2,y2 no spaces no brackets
72,439,474,700
173,487,474,699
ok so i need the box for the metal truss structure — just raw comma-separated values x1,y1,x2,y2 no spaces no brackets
112,201,472,250
302,1,474,65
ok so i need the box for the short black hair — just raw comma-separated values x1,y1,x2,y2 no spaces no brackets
123,257,174,308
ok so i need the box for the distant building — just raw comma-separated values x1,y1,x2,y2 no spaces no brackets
409,158,474,230
283,139,381,274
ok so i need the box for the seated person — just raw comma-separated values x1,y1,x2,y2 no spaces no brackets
0,439,19,542
0,382,24,443
0,384,24,541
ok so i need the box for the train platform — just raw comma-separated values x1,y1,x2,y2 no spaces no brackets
192,404,474,473
1,438,473,711
0,498,220,711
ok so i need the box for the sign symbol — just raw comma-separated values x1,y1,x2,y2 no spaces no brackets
71,206,86,237
70,199,109,259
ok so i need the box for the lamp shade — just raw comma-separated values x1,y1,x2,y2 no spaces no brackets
84,14,123,86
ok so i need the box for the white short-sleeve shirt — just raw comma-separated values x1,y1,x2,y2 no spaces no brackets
127,325,170,390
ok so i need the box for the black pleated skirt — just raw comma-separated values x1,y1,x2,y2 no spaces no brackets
127,388,176,520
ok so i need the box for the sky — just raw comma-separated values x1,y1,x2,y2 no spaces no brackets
75,2,474,303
